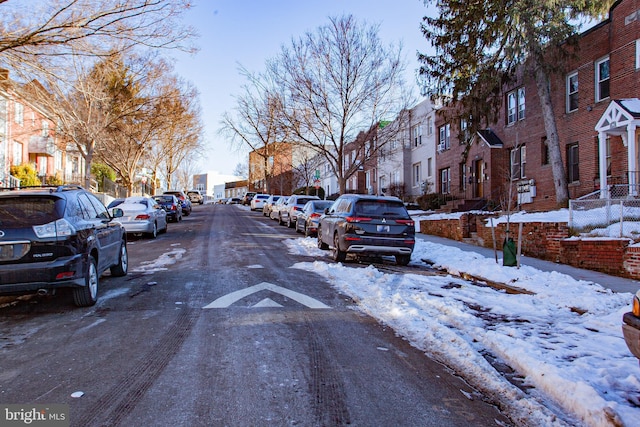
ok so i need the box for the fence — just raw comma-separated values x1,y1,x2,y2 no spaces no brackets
569,185,640,239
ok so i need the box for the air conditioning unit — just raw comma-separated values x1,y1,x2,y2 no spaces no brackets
437,143,446,152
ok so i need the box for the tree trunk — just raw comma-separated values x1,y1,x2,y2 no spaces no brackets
533,62,569,206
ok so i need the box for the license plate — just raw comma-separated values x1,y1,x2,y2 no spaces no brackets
377,225,390,232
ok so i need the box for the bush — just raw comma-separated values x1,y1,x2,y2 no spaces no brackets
293,186,325,199
416,193,447,211
10,164,41,187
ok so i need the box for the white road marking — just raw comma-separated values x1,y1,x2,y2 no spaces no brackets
203,282,330,309
252,298,283,308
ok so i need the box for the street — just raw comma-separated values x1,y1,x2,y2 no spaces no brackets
0,203,512,426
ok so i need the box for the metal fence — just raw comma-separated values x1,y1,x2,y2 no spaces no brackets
569,185,640,239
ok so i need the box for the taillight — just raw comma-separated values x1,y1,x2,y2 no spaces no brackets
345,216,372,223
395,219,415,226
33,218,75,238
135,214,151,220
170,205,177,211
310,213,321,219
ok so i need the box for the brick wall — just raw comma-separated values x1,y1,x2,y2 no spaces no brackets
419,213,640,279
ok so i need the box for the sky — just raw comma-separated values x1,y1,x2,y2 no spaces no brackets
171,0,433,177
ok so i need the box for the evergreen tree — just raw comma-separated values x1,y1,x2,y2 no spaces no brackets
419,0,613,206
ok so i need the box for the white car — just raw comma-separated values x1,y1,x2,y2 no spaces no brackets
250,194,270,211
116,196,168,238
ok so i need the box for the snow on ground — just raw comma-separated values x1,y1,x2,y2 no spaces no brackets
284,236,640,427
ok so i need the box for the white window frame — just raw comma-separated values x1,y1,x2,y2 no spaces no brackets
566,72,578,113
440,168,450,194
517,87,525,120
426,116,433,136
439,124,450,150
413,162,421,187
507,92,517,124
595,56,610,102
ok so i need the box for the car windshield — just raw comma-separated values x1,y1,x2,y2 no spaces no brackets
314,201,333,212
155,196,174,203
354,200,409,218
297,198,317,205
0,197,61,227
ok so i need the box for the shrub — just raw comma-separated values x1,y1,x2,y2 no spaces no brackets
10,164,41,187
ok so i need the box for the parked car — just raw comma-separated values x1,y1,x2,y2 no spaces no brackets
295,200,334,236
242,192,257,206
117,196,168,238
623,289,640,365
269,196,290,221
317,194,415,265
226,197,242,204
250,194,270,211
153,194,183,222
262,195,282,217
0,185,128,306
107,198,125,209
280,195,321,228
163,190,192,216
187,190,204,205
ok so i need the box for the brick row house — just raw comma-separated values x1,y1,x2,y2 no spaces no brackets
434,0,639,211
0,69,86,187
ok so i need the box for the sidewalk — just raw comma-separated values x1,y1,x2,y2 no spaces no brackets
417,233,640,294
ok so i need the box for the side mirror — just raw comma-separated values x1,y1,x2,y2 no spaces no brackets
111,207,124,218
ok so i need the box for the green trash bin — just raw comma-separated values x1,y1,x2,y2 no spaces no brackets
503,237,517,267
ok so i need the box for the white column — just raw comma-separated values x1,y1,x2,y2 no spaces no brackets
599,132,608,198
631,123,638,196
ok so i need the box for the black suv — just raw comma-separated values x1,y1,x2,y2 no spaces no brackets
0,185,128,306
317,194,415,265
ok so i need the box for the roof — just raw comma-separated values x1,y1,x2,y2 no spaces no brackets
617,98,640,118
477,129,504,147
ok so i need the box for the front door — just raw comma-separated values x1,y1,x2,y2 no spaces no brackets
473,159,484,198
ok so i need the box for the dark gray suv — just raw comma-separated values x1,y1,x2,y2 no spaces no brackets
317,194,415,265
0,185,128,306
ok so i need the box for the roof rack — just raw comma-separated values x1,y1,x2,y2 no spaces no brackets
0,184,86,193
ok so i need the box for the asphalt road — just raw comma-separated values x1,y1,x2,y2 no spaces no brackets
0,203,513,426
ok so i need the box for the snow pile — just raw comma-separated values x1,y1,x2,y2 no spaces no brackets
285,236,640,427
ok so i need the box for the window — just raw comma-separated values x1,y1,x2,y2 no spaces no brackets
606,137,611,177
459,162,467,191
12,141,22,165
507,88,526,124
567,143,579,183
413,163,421,187
517,87,525,120
636,39,639,70
14,102,23,125
438,124,450,150
595,57,610,102
390,139,397,150
440,168,451,194
541,137,549,165
427,157,432,177
510,145,526,179
566,72,578,112
426,116,433,136
413,125,422,147
460,117,469,142
42,120,49,137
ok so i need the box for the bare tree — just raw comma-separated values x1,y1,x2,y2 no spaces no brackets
219,67,285,194
0,0,194,70
269,15,413,194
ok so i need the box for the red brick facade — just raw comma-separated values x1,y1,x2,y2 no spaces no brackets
434,0,640,211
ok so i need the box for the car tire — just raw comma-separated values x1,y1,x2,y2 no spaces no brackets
317,227,328,250
286,216,293,228
332,233,346,262
110,242,128,277
304,224,311,237
148,222,158,239
73,256,98,307
395,255,411,266
278,214,284,226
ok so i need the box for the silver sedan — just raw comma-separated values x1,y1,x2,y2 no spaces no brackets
116,196,168,238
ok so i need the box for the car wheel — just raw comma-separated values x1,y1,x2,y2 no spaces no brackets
73,256,98,307
304,224,311,237
278,214,284,226
332,233,346,262
110,242,128,277
286,215,293,228
161,220,168,234
148,222,158,239
317,227,328,250
395,255,411,266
